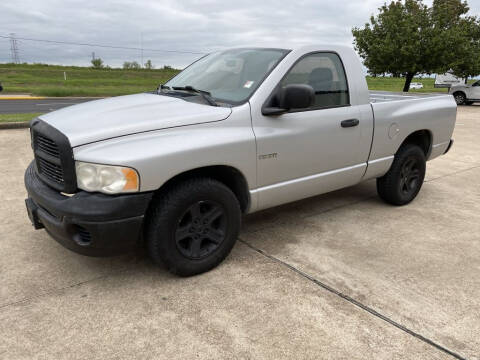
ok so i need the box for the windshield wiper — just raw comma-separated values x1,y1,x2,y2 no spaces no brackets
171,85,218,106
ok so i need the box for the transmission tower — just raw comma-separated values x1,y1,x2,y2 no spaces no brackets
9,33,20,64
140,32,144,68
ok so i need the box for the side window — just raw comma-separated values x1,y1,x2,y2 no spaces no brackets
281,52,349,109
472,81,480,87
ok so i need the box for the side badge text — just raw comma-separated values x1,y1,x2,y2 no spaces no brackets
258,153,278,160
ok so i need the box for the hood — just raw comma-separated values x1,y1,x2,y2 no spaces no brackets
39,93,232,147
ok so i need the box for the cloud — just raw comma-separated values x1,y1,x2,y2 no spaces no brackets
0,0,478,68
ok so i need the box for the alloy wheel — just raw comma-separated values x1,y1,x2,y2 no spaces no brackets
399,157,421,195
174,200,227,259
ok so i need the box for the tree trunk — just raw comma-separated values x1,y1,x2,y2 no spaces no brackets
403,73,415,92
465,76,468,84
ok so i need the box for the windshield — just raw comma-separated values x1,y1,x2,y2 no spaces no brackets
164,48,289,105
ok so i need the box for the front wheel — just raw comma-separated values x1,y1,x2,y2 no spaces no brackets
145,178,241,276
453,92,466,105
377,144,426,206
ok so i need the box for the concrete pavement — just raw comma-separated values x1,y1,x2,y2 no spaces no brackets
0,106,479,359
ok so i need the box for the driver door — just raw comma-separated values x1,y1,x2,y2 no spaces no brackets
251,52,372,210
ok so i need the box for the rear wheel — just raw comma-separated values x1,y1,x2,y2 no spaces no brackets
377,144,426,206
453,92,466,105
145,178,241,276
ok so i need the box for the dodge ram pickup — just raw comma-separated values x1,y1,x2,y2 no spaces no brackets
25,45,457,276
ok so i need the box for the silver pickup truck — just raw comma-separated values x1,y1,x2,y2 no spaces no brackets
25,45,457,276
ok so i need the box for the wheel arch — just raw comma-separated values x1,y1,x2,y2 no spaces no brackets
452,90,466,97
153,165,251,213
398,129,432,158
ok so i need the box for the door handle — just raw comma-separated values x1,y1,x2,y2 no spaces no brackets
341,119,359,128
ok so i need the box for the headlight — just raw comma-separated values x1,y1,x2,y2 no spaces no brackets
75,161,139,194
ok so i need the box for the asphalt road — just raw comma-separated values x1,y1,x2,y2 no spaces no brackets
0,98,99,114
1,106,479,359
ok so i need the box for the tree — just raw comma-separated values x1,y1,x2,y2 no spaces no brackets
144,59,154,69
352,0,480,91
123,61,141,70
91,57,104,69
431,0,469,29
450,20,480,82
433,0,480,81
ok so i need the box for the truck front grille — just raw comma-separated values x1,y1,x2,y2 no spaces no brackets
30,119,77,193
36,134,60,157
37,157,64,184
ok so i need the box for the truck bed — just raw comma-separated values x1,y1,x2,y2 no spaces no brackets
369,90,451,103
367,90,457,167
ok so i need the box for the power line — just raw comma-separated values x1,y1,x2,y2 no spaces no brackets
0,34,206,55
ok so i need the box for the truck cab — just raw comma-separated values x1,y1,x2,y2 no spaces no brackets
25,45,457,276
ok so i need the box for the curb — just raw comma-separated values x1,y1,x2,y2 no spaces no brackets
0,122,30,130
0,96,105,100
0,96,47,100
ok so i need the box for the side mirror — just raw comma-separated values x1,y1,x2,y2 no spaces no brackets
262,84,315,115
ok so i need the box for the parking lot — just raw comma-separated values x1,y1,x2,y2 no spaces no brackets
0,106,479,359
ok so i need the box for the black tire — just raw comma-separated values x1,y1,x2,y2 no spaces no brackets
145,178,241,276
453,91,466,105
377,144,426,206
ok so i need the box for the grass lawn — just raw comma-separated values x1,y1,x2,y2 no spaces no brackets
0,63,180,97
0,62,471,97
366,76,449,93
0,113,43,123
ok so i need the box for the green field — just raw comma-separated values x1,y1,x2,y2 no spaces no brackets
0,113,42,123
0,63,461,97
0,63,180,97
367,76,448,93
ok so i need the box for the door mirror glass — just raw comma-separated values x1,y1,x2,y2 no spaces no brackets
278,84,315,110
262,84,314,115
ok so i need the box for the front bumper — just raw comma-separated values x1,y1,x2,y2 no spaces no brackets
24,161,154,256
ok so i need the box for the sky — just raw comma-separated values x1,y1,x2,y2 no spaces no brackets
1,0,479,69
